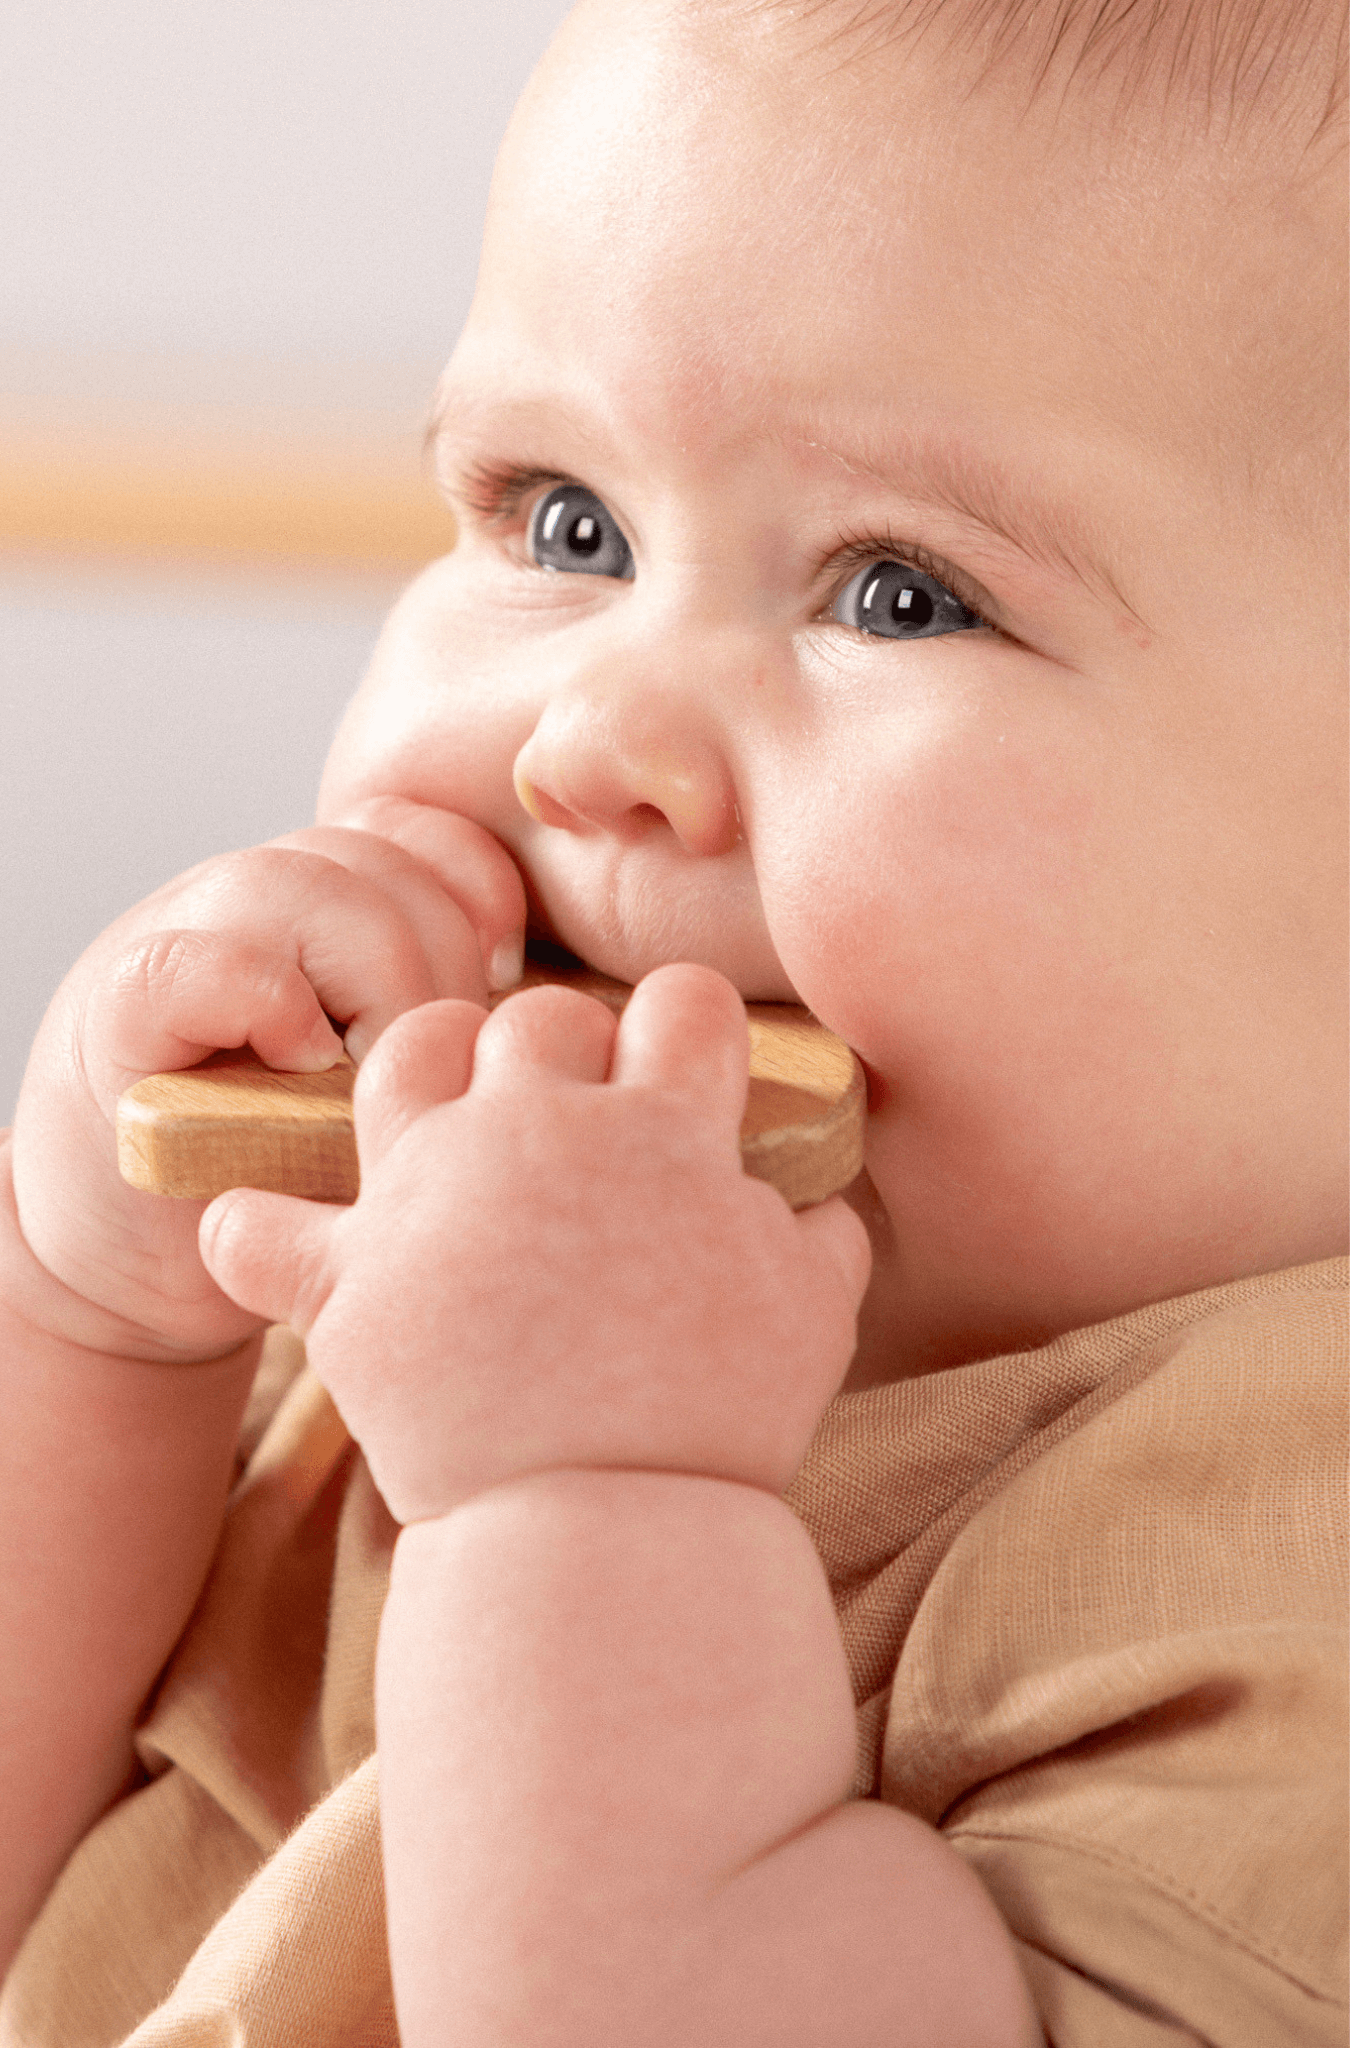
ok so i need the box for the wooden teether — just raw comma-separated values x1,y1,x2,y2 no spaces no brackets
115,960,866,1212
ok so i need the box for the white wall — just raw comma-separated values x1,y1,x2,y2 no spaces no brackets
0,0,571,412
0,563,395,1115
0,1,574,1118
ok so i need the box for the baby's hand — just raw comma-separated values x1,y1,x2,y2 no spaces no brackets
9,798,525,1362
199,968,872,1522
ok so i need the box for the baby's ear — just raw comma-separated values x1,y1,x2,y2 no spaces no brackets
198,1188,339,1335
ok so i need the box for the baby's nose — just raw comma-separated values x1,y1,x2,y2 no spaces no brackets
512,692,740,857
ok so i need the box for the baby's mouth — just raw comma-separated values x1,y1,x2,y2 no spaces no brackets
522,928,807,1009
521,890,592,977
523,932,593,976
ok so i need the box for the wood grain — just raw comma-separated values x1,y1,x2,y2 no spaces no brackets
116,963,866,1212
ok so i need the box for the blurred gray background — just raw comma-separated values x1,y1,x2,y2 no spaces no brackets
0,0,574,1117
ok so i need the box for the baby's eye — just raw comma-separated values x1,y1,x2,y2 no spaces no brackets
832,561,981,639
528,484,634,580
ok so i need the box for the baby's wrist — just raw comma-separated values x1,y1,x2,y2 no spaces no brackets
0,1133,259,1368
389,1459,777,1554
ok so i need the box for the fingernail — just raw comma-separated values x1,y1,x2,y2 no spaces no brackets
292,1016,345,1071
488,935,524,992
343,1022,373,1066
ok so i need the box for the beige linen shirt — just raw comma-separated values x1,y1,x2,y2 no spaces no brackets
3,1257,1345,2046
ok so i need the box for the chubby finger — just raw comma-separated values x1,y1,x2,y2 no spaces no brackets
792,1193,874,1306
98,928,345,1088
156,844,442,1064
321,796,528,992
352,998,488,1172
199,1188,339,1333
472,984,617,1090
268,824,489,1009
610,965,749,1131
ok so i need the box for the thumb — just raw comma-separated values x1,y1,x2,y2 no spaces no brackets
200,1188,339,1333
794,1193,873,1313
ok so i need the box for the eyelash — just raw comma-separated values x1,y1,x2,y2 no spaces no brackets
453,459,556,523
449,460,1001,634
819,525,999,634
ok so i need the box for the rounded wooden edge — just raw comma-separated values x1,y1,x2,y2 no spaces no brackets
741,1058,867,1209
115,980,867,1209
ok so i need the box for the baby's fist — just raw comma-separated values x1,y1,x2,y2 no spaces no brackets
199,969,870,1523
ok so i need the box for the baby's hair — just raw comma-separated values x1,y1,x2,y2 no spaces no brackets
746,0,1346,153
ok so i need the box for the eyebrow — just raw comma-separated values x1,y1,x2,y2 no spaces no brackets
425,383,610,474
781,418,1146,624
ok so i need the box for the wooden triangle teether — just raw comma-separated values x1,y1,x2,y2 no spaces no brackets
115,960,866,1212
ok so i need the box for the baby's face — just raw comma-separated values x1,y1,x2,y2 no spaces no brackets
320,0,1347,1375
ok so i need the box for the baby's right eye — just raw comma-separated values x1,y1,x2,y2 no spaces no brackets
528,485,634,580
831,560,983,640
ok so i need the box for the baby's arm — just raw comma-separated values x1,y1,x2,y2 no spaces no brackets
380,1477,1035,2046
0,1183,263,1976
203,976,1041,2046
0,800,524,1976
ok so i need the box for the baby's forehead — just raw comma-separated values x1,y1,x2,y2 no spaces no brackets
504,7,1335,396
493,2,1343,520
544,0,1343,267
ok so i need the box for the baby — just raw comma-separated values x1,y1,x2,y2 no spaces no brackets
2,0,1345,2042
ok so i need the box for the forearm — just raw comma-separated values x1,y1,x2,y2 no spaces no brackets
378,1467,853,2043
377,1465,1040,2048
374,1466,852,2039
0,1144,260,1972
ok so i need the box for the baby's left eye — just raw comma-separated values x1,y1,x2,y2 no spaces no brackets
832,561,981,640
528,484,634,581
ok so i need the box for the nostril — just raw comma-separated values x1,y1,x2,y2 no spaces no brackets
628,803,665,827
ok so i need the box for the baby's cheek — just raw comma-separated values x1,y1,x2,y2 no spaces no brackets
761,725,1092,1049
750,702,1176,1253
319,581,533,838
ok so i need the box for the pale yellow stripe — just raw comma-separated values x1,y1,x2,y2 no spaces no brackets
0,427,457,573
